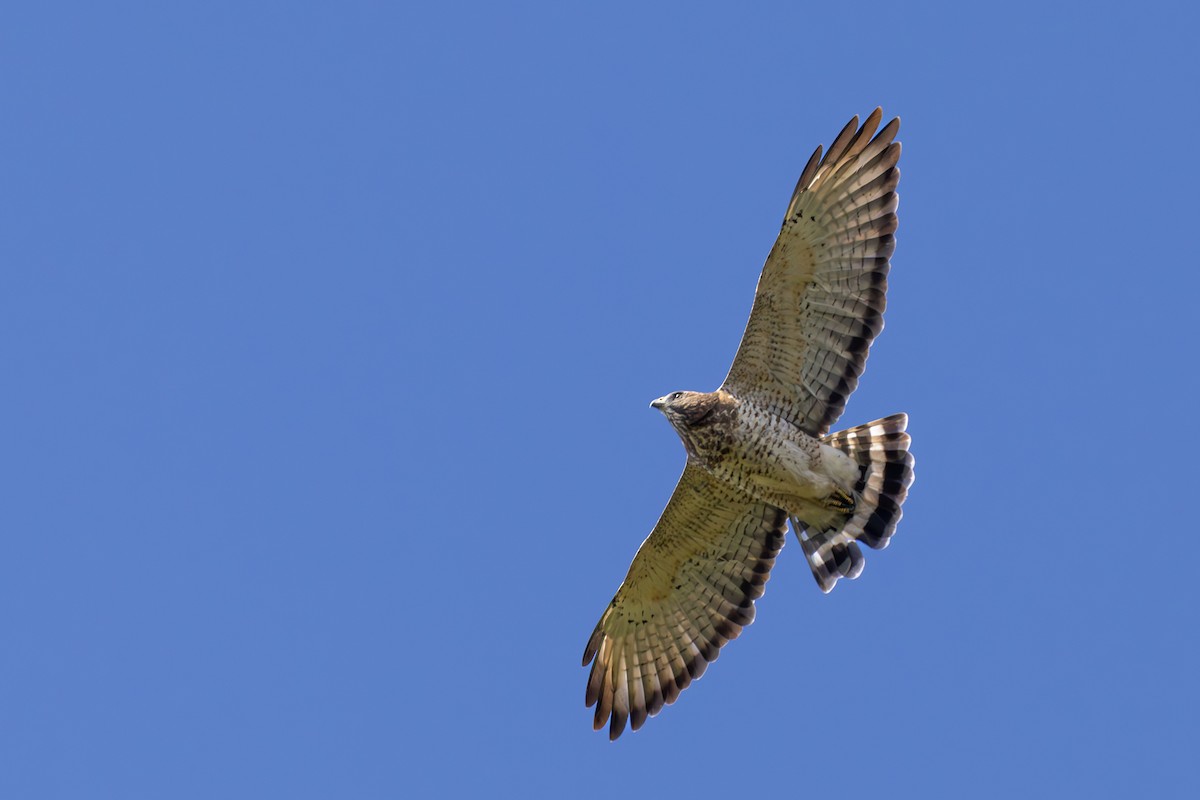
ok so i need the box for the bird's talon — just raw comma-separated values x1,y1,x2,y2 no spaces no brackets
826,488,855,512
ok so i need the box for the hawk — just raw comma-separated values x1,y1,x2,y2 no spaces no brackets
583,109,915,740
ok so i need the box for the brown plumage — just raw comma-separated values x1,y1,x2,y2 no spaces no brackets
584,110,915,740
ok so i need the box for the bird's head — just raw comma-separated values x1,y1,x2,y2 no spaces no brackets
650,390,730,434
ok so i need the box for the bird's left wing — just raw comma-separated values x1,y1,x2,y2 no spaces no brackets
722,109,901,436
583,464,787,740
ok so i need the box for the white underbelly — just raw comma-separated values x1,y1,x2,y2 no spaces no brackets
723,427,858,508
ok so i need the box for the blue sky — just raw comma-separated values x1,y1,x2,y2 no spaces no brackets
2,1,1198,797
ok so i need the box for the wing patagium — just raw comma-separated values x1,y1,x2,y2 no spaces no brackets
723,108,901,436
582,465,787,740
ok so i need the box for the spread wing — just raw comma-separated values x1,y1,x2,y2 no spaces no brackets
583,464,786,740
722,108,901,436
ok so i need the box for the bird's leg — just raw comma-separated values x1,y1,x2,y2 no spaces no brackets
823,487,855,513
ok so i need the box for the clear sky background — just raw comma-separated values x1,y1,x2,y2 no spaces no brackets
3,2,1198,797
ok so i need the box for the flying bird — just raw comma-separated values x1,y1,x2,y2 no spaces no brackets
583,109,915,740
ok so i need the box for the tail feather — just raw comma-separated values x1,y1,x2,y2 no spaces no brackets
794,413,914,593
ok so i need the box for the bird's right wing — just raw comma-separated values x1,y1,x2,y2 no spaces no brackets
583,464,787,740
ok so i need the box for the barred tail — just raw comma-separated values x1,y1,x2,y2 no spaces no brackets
793,413,915,593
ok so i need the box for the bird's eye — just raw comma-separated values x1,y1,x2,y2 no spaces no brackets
671,392,683,401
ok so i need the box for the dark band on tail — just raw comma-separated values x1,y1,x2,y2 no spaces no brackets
796,413,915,593
795,526,865,593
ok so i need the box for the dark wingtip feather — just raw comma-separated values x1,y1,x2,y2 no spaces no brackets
609,706,628,741
787,145,825,222
824,114,862,166
630,702,648,732
876,115,900,146
582,626,602,667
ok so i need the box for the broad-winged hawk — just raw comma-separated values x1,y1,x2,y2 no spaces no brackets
583,109,915,740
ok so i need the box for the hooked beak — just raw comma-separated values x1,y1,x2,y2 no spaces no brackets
650,396,667,410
